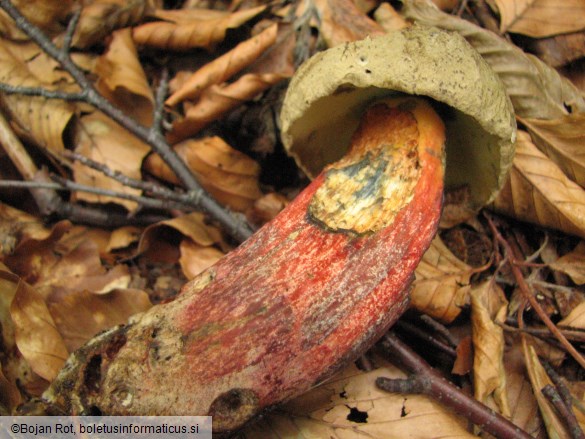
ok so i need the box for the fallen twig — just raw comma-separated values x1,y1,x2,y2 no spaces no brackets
376,331,533,439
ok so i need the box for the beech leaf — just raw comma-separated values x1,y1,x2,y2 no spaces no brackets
491,0,585,38
493,130,585,239
132,6,265,51
550,241,585,285
401,0,585,119
0,42,75,152
179,240,224,280
243,361,474,438
95,28,154,126
521,114,585,188
73,0,154,49
411,235,472,323
9,273,68,382
470,280,510,417
144,136,263,212
72,111,150,211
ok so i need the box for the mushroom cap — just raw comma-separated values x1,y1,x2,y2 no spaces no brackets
280,24,516,210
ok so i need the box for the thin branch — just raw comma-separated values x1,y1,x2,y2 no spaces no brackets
377,331,533,439
542,385,585,439
485,213,585,369
0,0,253,242
61,7,81,53
0,83,87,101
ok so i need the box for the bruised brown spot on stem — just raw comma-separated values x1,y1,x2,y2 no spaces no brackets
208,388,259,431
308,103,420,234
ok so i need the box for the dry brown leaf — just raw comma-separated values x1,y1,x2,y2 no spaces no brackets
559,299,585,328
492,0,585,38
95,28,154,126
12,0,73,34
138,212,224,257
73,0,154,49
144,136,262,212
313,0,386,47
244,360,474,438
168,73,286,143
493,130,585,239
522,338,569,438
106,226,142,252
166,24,278,106
373,3,409,33
49,288,151,352
179,239,224,279
550,241,585,285
72,111,150,211
0,41,75,152
9,273,68,382
504,339,546,437
246,192,289,226
401,0,585,119
470,280,510,417
132,6,265,51
521,114,585,188
411,235,473,323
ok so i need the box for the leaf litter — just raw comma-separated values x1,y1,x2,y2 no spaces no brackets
0,0,584,436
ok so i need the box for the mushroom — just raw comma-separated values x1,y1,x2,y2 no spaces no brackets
41,25,515,436
281,24,516,214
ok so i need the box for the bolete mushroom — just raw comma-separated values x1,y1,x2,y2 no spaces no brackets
281,24,516,212
41,25,515,436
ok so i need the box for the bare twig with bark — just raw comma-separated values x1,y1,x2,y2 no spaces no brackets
0,0,253,242
376,331,533,439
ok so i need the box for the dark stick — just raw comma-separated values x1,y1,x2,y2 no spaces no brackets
377,331,533,439
0,0,253,243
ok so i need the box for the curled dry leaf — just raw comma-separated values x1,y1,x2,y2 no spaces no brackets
243,360,474,438
168,72,286,144
411,235,472,323
521,114,585,188
470,280,510,417
559,299,585,328
401,0,585,119
9,272,68,382
73,0,155,49
132,6,265,51
313,0,385,47
491,0,585,38
0,42,75,152
373,3,409,33
521,338,569,438
144,136,262,212
493,131,585,240
72,111,150,211
550,241,585,285
95,28,154,126
138,212,224,257
166,24,278,106
49,288,152,352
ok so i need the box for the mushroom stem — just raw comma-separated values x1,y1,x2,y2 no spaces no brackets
43,98,445,435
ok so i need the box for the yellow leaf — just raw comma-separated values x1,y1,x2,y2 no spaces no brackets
0,42,75,152
72,111,150,211
493,130,585,239
133,6,266,51
550,241,585,285
521,114,585,188
470,280,510,417
95,28,154,126
411,235,472,323
243,360,474,438
492,0,585,38
9,274,68,381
